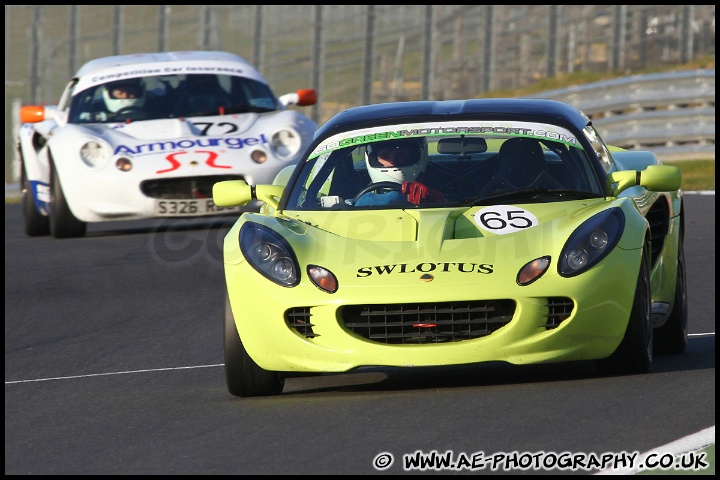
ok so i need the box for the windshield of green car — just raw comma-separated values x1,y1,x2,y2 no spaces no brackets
284,121,605,210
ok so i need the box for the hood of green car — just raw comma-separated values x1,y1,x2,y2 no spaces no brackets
279,198,609,242
223,197,645,291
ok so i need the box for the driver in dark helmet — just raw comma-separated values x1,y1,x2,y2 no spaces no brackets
355,137,445,206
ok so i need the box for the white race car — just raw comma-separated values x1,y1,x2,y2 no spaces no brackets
16,50,318,238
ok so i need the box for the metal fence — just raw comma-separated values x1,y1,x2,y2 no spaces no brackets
531,70,715,161
4,5,716,184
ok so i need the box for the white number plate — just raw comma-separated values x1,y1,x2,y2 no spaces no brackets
155,199,241,216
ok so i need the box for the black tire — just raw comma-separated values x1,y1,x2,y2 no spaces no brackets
49,168,87,239
597,246,653,375
224,294,284,397
654,235,688,354
21,164,50,237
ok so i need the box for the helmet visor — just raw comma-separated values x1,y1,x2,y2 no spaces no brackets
107,82,142,99
368,139,421,167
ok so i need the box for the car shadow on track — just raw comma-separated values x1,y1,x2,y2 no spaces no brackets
277,335,714,396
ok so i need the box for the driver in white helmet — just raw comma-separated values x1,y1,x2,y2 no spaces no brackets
101,79,145,115
355,137,445,206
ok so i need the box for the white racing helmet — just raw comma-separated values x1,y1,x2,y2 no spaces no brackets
365,137,428,184
102,79,145,113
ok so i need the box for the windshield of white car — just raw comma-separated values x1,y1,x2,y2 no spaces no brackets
284,129,605,211
68,74,280,123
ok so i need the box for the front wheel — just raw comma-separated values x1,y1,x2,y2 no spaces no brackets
21,163,50,237
654,234,688,354
597,246,653,375
224,294,284,397
49,168,87,239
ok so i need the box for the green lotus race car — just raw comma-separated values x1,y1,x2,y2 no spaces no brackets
213,98,687,397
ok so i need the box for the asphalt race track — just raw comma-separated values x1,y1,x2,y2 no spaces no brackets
4,193,715,475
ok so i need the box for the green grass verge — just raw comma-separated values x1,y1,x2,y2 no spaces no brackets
664,159,715,192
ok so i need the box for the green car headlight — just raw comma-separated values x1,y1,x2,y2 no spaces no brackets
239,223,299,287
558,208,625,277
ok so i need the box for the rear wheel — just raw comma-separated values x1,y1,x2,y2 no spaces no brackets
21,163,50,237
597,246,653,375
49,168,87,239
654,235,688,354
224,294,284,397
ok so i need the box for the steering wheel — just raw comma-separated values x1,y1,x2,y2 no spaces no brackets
111,106,143,119
353,181,403,204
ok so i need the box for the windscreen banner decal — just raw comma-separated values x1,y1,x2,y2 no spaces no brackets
74,61,263,92
310,121,579,159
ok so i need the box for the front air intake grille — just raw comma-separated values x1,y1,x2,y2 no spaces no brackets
645,200,669,265
545,297,574,329
140,175,245,199
341,300,515,345
286,307,318,338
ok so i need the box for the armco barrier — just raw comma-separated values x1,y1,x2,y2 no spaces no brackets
529,70,715,162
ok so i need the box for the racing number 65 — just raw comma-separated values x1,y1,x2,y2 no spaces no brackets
478,209,533,230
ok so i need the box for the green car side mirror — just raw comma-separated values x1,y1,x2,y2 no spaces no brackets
212,180,284,210
610,165,681,196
